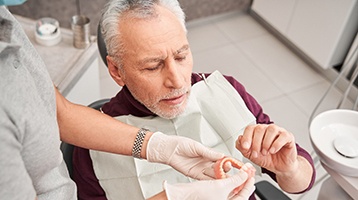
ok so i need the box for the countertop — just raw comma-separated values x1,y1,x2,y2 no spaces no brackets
15,15,98,96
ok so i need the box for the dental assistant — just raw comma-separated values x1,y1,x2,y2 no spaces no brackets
0,1,255,200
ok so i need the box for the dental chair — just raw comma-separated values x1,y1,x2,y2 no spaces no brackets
60,22,292,200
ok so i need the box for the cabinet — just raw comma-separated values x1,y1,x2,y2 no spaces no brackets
251,0,358,69
65,58,101,106
17,15,101,106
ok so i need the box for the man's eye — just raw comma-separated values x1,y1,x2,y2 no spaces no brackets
175,56,186,62
147,67,159,71
146,63,163,71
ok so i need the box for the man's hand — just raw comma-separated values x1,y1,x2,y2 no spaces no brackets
146,132,224,180
236,124,298,176
236,124,314,193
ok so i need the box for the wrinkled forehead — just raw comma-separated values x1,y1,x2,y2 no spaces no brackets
119,5,187,51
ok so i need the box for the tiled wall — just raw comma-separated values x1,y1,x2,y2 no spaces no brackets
9,0,251,35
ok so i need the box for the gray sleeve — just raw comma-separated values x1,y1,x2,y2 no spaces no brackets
0,108,37,200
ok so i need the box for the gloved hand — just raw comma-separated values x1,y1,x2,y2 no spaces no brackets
146,132,224,180
164,170,256,200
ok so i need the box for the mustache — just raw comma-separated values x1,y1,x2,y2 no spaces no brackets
161,87,190,100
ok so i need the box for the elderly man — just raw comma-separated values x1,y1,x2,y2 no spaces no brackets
73,0,316,199
0,1,256,200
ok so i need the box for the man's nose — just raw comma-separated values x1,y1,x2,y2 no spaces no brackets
163,60,185,89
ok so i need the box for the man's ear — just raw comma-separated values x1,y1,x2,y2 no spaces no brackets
107,56,125,86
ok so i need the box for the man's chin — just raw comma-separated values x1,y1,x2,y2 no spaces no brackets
152,90,190,119
155,100,188,119
156,107,186,119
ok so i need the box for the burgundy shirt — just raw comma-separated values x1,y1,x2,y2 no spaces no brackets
73,73,316,200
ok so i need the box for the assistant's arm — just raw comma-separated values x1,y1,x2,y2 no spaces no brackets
55,86,223,179
55,86,147,156
0,108,37,199
147,191,167,200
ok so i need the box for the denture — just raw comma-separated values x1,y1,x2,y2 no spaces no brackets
214,157,255,194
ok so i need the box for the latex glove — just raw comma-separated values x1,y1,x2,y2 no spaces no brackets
146,132,224,180
164,170,256,200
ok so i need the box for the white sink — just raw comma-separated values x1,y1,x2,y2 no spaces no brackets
309,109,358,177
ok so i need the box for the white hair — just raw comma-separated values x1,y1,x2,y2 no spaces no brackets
100,0,186,66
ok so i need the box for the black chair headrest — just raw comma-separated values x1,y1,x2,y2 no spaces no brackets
97,23,108,67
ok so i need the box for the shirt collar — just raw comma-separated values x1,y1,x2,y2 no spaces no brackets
102,85,155,117
0,16,20,54
0,16,12,43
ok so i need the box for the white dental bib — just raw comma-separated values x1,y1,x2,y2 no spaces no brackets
90,71,258,199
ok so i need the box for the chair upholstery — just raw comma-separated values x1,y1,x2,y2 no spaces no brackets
88,98,111,111
60,141,75,178
97,24,108,67
255,180,291,200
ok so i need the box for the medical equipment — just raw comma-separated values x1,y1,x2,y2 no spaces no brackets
310,109,358,177
35,17,61,46
301,34,358,199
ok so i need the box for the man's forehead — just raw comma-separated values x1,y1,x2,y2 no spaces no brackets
135,44,190,65
176,44,189,54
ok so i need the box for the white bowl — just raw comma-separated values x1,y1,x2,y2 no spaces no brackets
309,109,358,177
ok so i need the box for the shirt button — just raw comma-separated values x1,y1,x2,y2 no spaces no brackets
13,59,20,69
